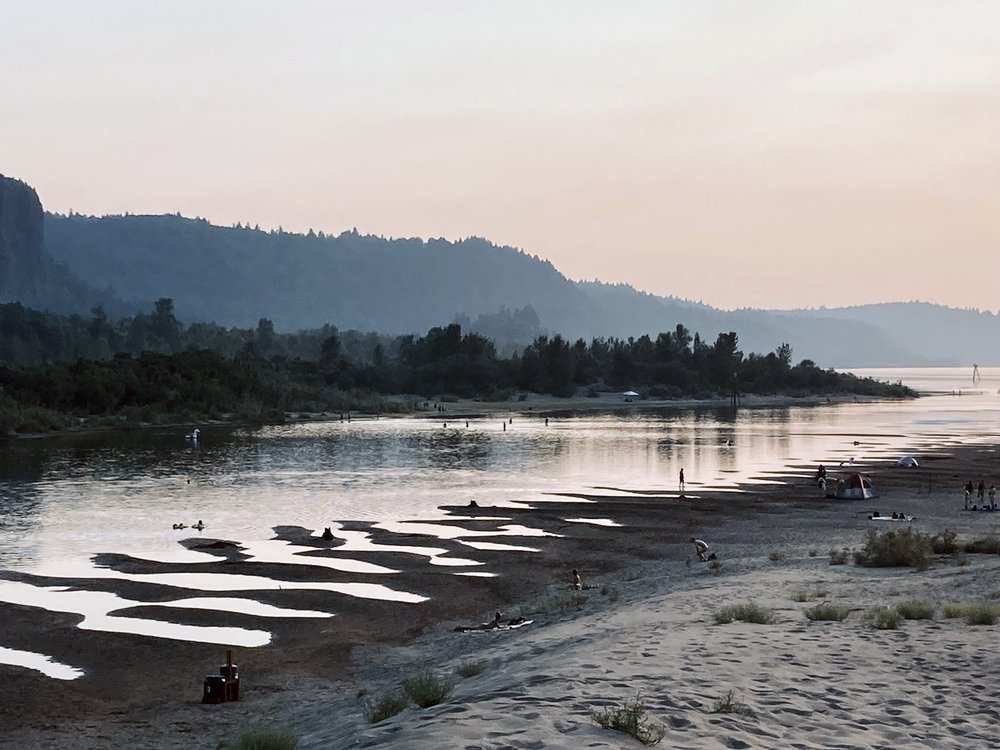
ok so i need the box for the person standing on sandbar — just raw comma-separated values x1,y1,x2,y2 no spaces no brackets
679,467,686,496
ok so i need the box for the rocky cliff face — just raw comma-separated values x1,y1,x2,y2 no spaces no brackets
0,175,128,315
0,175,46,299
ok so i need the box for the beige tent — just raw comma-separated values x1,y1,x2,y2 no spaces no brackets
835,472,877,500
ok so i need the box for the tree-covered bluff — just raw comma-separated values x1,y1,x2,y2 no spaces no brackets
0,301,912,436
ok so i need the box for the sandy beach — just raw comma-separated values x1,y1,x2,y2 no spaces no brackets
2,436,999,749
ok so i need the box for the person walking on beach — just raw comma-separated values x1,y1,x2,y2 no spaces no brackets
978,480,986,502
571,568,582,590
990,485,997,509
965,480,974,509
679,468,686,496
690,537,709,562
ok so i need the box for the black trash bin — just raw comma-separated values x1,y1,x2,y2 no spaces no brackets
202,674,227,704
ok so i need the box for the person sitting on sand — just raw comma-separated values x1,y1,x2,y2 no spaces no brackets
690,537,710,562
572,568,582,590
453,612,503,632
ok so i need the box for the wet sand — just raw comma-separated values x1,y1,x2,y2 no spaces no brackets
1,439,998,749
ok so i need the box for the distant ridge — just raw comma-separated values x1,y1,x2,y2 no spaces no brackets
36,211,976,367
0,177,991,366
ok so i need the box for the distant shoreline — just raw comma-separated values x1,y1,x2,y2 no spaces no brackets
3,389,912,441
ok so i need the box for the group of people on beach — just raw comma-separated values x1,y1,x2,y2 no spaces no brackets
964,480,997,510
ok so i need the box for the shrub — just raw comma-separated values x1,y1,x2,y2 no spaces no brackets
829,548,850,565
965,603,999,625
591,693,664,746
805,602,850,621
364,691,408,723
226,730,298,750
713,602,775,625
946,601,999,625
895,599,934,620
710,689,752,716
769,551,785,562
963,536,1000,554
864,606,903,630
853,528,933,570
931,529,958,554
942,602,970,619
455,660,485,679
402,672,453,708
808,549,818,557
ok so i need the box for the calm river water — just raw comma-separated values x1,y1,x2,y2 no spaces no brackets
1,366,998,675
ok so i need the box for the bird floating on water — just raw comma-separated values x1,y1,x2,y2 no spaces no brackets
185,428,200,442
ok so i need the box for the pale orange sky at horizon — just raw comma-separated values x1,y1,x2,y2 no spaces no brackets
3,1,999,313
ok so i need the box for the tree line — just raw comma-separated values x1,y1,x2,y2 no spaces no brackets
0,300,911,436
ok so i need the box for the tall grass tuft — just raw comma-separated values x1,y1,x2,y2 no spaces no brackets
591,693,665,746
402,672,453,708
364,691,408,724
804,602,850,621
713,602,775,625
945,601,1000,625
864,606,904,630
710,689,752,716
895,599,934,620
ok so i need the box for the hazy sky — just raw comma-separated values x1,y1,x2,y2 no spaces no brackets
3,1,999,311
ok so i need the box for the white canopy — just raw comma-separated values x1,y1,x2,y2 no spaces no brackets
897,455,919,468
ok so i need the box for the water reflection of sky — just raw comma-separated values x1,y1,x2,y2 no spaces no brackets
1,367,998,666
1,367,998,573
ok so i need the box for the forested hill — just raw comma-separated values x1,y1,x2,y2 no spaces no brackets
44,213,600,336
41,212,937,367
